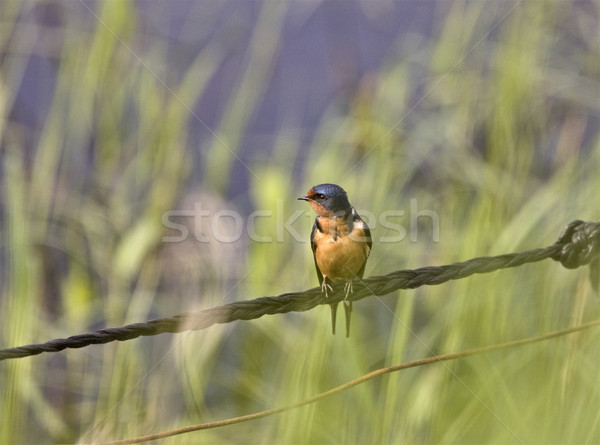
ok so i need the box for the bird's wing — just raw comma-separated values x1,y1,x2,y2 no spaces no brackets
310,218,324,285
355,214,372,279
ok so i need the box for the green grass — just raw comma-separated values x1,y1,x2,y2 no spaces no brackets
1,1,599,444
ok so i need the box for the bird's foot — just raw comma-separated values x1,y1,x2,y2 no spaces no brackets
344,280,353,300
321,280,333,298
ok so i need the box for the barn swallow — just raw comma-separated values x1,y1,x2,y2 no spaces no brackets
298,183,372,337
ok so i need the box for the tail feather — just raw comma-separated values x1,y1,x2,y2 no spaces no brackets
343,300,352,337
330,303,338,335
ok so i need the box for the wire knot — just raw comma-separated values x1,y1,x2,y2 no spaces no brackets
553,220,600,291
553,220,600,268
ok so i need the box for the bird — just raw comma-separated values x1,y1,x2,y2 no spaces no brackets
298,183,372,337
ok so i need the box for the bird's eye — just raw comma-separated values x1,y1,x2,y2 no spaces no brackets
314,193,325,200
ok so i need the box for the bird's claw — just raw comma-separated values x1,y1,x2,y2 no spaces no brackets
321,280,333,298
344,280,353,300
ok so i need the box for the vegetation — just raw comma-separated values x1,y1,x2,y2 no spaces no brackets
1,1,598,443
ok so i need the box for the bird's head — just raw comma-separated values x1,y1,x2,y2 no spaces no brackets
297,183,351,217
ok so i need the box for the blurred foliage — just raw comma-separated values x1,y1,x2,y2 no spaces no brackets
1,0,599,444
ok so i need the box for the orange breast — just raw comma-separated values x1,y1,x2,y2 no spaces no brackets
313,222,370,281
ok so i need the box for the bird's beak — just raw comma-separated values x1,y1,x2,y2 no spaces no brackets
297,195,310,201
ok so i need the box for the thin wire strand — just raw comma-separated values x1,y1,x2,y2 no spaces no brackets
79,319,600,445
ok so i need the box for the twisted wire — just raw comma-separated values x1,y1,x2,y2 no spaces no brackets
0,220,597,362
